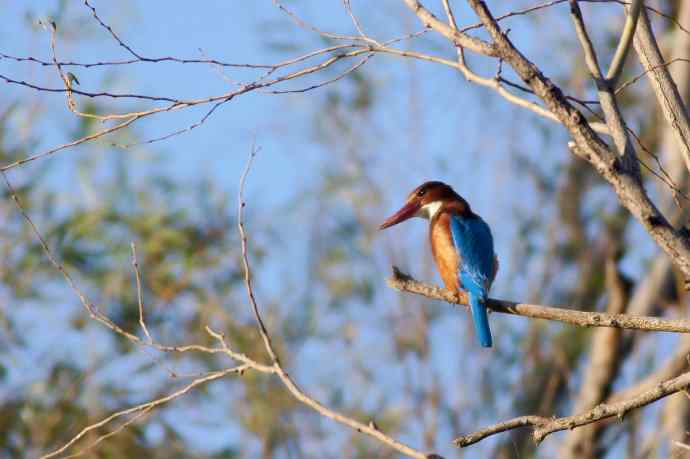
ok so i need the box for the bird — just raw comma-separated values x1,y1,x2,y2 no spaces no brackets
379,181,497,347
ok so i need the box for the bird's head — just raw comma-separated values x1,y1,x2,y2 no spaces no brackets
379,181,460,230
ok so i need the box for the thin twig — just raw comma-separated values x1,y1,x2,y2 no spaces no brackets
131,242,152,344
532,370,690,442
82,0,143,59
365,44,609,134
1,170,139,341
606,0,643,84
41,366,246,458
62,407,153,459
616,58,690,95
1,47,374,171
342,0,371,41
237,143,280,364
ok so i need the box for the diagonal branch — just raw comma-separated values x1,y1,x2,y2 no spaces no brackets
15,146,438,458
454,370,690,447
236,150,436,459
413,0,690,283
387,268,690,333
400,0,497,56
399,1,690,279
532,370,690,442
41,366,248,459
632,8,690,181
366,43,610,134
606,0,643,83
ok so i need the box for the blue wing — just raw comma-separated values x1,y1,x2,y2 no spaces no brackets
450,214,495,347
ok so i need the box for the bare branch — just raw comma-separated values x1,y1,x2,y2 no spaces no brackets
271,0,376,43
633,9,690,182
82,0,142,59
131,243,152,344
387,268,690,333
267,52,373,94
1,170,144,342
366,44,609,135
237,144,281,365
606,0,643,83
3,167,269,363
0,114,141,172
569,1,604,79
342,0,369,40
236,150,435,459
41,366,247,459
569,0,638,172
617,58,690,95
441,0,460,31
454,370,690,447
61,407,152,459
0,42,355,70
532,371,690,443
400,0,497,56
1,46,374,170
453,416,547,447
442,0,690,282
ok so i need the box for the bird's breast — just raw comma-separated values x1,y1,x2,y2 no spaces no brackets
430,213,461,292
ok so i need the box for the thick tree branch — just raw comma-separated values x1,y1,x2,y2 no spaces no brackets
387,268,690,333
399,0,690,281
454,370,690,447
632,8,690,181
451,0,690,282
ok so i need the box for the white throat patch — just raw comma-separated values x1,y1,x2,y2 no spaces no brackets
417,201,443,220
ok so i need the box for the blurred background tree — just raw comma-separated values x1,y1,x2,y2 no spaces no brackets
1,1,690,458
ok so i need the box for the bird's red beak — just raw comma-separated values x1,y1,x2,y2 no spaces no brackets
379,201,420,230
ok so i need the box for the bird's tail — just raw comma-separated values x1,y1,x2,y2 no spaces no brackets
468,287,493,348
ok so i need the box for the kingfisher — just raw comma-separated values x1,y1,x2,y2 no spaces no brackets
379,181,498,347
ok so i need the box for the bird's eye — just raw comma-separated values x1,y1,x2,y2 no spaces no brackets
416,189,426,197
